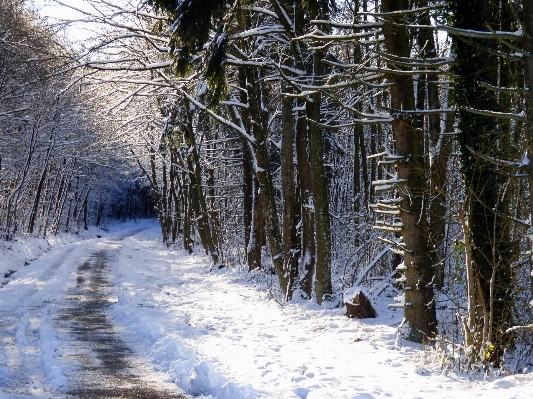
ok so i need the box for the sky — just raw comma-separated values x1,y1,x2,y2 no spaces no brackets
31,0,104,43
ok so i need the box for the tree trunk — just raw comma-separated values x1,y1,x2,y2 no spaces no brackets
523,0,533,305
296,102,316,299
27,166,48,234
170,149,179,244
281,88,300,300
245,67,285,288
237,67,263,271
207,167,221,261
183,98,219,265
452,0,515,360
415,0,449,290
382,0,437,342
147,148,167,244
524,0,533,227
182,170,193,254
96,198,104,227
161,154,170,244
307,48,333,305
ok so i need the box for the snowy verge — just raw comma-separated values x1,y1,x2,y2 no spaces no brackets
109,227,256,399
107,223,533,399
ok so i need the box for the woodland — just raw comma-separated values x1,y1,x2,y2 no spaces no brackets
2,0,533,373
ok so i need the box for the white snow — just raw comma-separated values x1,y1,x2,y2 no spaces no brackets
1,220,533,398
344,286,367,302
520,152,530,167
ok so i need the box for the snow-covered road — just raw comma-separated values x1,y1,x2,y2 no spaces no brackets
0,234,86,398
1,221,532,398
56,238,185,398
0,224,185,398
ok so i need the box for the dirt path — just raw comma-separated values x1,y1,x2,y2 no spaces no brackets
55,241,187,399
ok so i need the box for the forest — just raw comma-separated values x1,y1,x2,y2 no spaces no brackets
2,0,533,373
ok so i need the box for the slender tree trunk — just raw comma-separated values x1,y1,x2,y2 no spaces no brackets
523,0,533,303
77,185,92,231
147,148,167,244
246,67,285,287
307,48,333,304
237,68,263,271
64,197,73,233
296,103,316,298
27,166,48,234
183,99,219,265
181,170,193,254
208,167,221,261
170,149,181,244
51,166,73,235
353,4,369,247
523,1,533,226
415,0,449,290
281,88,300,300
161,154,170,244
169,150,177,243
96,198,104,227
452,0,515,360
41,166,61,237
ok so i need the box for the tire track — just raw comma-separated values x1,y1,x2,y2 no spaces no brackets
56,241,187,399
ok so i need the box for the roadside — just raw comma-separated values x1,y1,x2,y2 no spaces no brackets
109,224,533,399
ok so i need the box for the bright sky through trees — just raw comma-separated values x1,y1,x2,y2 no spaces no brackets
32,0,100,43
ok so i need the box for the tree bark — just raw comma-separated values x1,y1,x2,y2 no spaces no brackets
281,88,300,300
245,67,285,288
415,0,449,290
382,0,437,342
452,0,515,360
523,0,533,304
524,0,533,226
307,47,333,305
184,99,219,265
237,67,262,271
27,166,48,234
296,102,316,299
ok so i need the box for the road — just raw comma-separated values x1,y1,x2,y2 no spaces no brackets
0,229,188,399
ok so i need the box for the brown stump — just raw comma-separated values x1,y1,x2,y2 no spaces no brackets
345,287,377,319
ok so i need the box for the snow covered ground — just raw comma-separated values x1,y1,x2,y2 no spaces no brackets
1,220,532,398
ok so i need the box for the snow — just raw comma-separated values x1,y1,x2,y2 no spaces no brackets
230,25,286,39
344,286,367,302
1,220,533,398
520,153,530,167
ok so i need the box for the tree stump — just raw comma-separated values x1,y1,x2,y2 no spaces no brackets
344,286,377,319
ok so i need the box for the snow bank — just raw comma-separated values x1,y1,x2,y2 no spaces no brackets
151,335,255,399
109,226,257,399
39,309,67,388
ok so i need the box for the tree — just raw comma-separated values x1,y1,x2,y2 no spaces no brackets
450,0,518,361
378,0,437,343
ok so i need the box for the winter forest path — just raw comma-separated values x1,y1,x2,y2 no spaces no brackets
0,226,189,399
57,238,187,399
